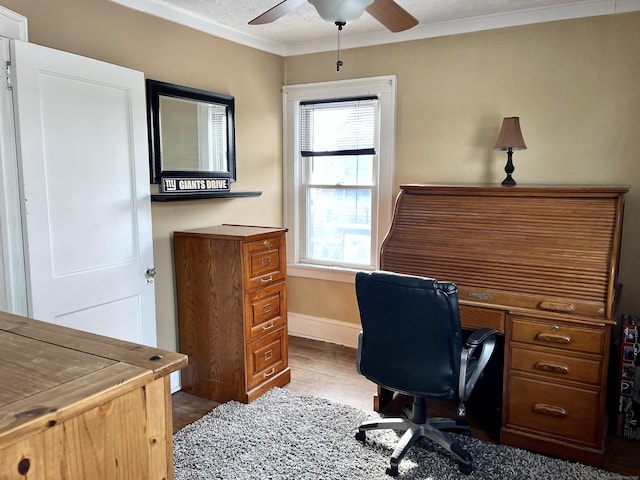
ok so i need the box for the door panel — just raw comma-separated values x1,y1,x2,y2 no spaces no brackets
55,295,142,342
10,40,157,347
41,74,138,275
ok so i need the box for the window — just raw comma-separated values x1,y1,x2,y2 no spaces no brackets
197,102,228,172
283,76,396,282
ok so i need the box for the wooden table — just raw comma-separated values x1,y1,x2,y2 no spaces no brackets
0,311,187,479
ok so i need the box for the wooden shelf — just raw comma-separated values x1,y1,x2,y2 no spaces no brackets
151,191,262,202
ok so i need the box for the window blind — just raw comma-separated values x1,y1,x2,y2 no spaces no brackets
299,96,378,157
209,104,227,160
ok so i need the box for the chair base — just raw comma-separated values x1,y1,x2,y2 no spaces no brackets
356,414,474,476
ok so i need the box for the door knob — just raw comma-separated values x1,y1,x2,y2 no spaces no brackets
146,267,157,284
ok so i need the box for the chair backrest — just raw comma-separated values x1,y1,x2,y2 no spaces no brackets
356,270,463,399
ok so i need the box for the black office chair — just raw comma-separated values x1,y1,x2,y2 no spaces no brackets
354,270,497,476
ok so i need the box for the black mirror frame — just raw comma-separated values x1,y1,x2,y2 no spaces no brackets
146,79,236,184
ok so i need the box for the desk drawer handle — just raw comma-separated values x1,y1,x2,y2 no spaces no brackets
262,322,275,331
260,275,273,284
539,301,575,312
533,403,568,418
263,240,271,250
534,361,570,374
264,349,273,361
262,303,272,314
263,367,275,378
536,333,571,344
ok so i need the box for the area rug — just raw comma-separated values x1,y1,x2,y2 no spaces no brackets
173,388,637,480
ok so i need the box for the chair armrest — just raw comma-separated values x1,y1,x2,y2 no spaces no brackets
459,328,498,403
466,328,498,348
356,331,364,375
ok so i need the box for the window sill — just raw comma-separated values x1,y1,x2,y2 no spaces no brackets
287,263,372,284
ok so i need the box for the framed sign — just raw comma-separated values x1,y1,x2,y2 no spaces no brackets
161,176,230,194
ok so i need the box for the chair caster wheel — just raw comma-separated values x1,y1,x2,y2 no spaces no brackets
355,430,366,441
385,465,399,477
451,442,473,474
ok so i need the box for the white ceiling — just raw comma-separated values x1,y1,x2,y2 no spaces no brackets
111,0,640,56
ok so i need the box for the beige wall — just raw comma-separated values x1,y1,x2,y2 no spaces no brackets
2,0,285,352
285,13,640,323
4,0,639,350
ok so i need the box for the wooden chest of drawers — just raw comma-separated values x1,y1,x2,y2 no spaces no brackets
173,224,290,403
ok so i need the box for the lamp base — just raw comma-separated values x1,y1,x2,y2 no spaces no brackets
501,175,516,187
501,148,516,187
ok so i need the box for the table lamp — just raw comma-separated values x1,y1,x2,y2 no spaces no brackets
494,117,527,186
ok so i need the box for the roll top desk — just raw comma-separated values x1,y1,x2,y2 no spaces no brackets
379,184,628,466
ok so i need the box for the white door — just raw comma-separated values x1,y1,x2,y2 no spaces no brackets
9,39,157,347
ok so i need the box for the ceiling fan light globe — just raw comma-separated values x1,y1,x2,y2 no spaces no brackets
308,0,374,23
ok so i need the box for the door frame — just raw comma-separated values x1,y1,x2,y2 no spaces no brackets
0,7,28,315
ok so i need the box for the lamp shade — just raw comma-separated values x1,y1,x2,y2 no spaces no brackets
308,0,374,23
494,117,527,151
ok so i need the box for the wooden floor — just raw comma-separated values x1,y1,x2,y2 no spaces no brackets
172,335,640,477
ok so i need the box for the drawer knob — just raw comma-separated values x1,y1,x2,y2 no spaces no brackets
534,361,570,374
261,275,273,284
263,240,271,251
536,332,571,344
533,403,568,418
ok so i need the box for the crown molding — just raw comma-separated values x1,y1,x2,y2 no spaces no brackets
110,0,288,55
285,0,640,55
110,0,640,57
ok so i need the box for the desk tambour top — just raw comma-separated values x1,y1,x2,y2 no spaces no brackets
0,311,187,448
381,184,629,320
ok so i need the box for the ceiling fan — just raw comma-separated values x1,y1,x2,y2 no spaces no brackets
249,0,419,33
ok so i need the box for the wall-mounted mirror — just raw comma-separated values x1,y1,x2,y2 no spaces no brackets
146,79,236,183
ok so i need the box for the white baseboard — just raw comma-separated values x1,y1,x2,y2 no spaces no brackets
170,370,182,393
288,312,361,348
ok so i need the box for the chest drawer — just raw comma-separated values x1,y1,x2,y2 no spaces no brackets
506,376,599,445
243,236,286,289
246,327,288,389
510,317,604,354
244,282,287,340
510,345,602,385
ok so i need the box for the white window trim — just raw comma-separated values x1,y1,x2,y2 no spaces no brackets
282,75,396,284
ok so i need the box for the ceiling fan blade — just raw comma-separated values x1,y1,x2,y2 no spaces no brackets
249,0,308,25
366,0,418,32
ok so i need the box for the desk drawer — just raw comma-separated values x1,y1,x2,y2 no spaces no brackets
510,346,602,385
506,375,599,445
246,327,288,389
460,305,505,333
510,317,604,354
